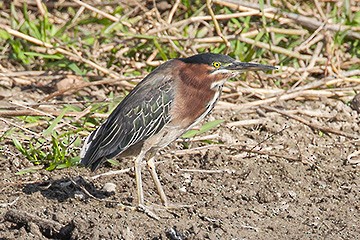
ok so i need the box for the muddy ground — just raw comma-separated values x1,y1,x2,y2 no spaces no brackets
1,96,359,239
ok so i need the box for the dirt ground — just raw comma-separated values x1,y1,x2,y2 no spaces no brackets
1,96,359,239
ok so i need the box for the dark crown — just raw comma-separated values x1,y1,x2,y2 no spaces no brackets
179,53,235,65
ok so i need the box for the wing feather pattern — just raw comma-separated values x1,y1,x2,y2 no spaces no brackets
80,65,175,171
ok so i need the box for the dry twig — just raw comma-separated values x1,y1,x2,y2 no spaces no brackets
215,0,360,40
0,24,133,88
206,0,230,53
261,106,359,139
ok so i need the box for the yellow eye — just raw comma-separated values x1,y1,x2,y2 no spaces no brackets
212,61,221,68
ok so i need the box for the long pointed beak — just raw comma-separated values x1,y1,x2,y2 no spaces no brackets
224,61,277,72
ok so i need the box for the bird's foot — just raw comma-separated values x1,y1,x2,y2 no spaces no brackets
137,204,160,220
145,201,194,211
115,203,137,211
162,203,195,217
137,202,194,219
111,201,160,220
164,203,194,209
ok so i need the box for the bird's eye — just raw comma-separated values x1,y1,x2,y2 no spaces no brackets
212,61,221,68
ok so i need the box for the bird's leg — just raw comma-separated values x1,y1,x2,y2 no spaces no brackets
134,150,161,220
147,155,194,210
134,150,146,206
147,153,169,207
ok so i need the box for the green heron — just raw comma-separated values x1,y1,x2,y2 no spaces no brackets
80,53,276,210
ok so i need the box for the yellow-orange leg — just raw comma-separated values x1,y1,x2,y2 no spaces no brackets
134,151,161,220
134,150,146,206
147,155,168,207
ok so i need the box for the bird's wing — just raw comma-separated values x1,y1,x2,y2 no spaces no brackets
80,72,174,171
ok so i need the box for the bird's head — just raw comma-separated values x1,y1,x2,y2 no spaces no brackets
178,53,276,89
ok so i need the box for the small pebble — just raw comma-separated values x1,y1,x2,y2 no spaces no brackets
59,181,72,188
350,93,360,113
74,191,85,200
102,182,117,193
166,227,184,240
183,173,192,184
179,186,187,193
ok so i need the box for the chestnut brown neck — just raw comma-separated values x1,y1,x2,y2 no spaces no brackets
170,61,224,128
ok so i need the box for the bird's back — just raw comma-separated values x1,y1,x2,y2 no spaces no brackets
80,62,176,171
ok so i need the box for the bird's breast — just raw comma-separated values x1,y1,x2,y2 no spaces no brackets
170,82,222,129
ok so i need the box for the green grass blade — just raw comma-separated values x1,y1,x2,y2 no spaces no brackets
42,109,67,137
15,166,43,175
181,120,224,139
24,52,63,59
12,138,26,155
197,119,224,135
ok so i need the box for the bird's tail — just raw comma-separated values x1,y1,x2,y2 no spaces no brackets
79,128,104,172
80,153,105,172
